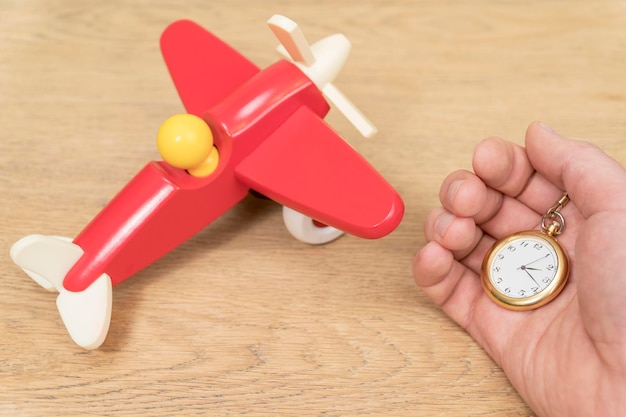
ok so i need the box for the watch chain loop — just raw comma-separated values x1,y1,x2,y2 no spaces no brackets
541,192,569,236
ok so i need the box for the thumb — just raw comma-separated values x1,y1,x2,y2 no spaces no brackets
525,121,626,218
527,122,626,368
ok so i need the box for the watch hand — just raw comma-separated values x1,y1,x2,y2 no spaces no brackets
521,268,540,287
521,253,550,268
517,265,542,271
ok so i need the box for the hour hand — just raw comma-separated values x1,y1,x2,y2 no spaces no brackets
517,266,542,271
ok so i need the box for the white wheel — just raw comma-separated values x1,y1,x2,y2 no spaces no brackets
282,206,344,244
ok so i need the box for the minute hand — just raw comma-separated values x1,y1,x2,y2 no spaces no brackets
518,253,550,269
521,268,540,286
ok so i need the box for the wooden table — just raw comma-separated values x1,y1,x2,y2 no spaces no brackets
2,1,624,416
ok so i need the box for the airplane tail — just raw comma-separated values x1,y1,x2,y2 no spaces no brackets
10,235,112,349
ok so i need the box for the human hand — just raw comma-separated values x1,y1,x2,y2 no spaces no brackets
413,122,626,417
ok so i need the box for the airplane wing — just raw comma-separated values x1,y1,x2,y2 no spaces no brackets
160,20,260,116
234,106,404,239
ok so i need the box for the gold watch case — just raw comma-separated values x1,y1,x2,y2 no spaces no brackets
481,230,570,311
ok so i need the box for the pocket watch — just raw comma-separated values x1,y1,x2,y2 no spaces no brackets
481,193,570,310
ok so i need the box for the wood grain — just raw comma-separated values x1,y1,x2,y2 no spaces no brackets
2,1,625,416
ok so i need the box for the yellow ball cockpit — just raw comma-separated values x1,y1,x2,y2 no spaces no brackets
156,114,220,177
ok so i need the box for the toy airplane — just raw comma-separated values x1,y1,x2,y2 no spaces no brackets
10,15,404,349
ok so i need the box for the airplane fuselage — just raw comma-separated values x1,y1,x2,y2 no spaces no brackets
65,60,330,292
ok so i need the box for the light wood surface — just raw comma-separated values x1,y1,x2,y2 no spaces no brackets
2,1,625,416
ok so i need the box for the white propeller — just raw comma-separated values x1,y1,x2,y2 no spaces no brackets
267,15,377,139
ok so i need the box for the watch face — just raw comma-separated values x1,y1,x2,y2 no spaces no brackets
482,230,569,310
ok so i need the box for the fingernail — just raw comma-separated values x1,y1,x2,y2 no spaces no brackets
435,211,455,237
447,179,464,206
538,121,556,134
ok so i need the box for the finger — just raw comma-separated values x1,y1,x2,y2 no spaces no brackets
413,241,459,305
472,136,534,198
439,170,488,217
439,169,505,225
438,169,549,240
473,136,566,214
423,195,498,274
525,121,626,217
478,195,544,238
423,207,479,252
458,234,496,275
413,241,482,325
413,241,521,362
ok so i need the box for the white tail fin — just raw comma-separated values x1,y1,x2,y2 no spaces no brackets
10,235,112,349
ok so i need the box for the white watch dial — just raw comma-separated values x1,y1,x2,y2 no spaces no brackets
489,236,559,299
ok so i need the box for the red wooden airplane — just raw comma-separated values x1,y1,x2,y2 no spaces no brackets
10,15,404,349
